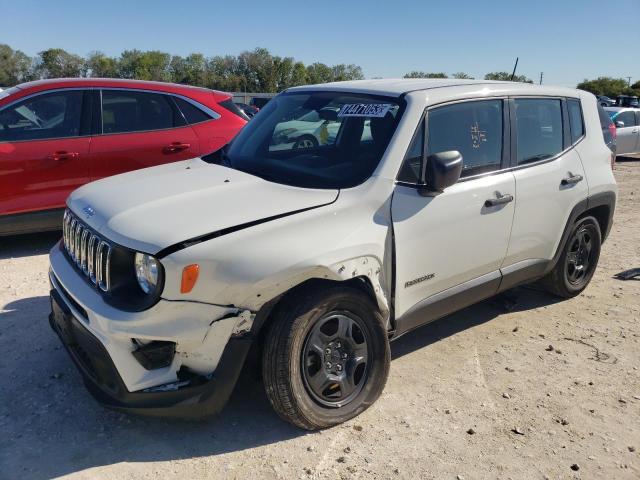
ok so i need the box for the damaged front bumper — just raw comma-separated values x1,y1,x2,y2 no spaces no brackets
48,243,254,418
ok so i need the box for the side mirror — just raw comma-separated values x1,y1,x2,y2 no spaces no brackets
615,121,625,128
419,150,463,196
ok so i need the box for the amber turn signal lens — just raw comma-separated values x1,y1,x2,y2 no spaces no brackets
181,264,200,293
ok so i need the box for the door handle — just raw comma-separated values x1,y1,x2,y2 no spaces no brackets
46,151,79,161
561,173,583,186
163,142,191,153
484,192,514,207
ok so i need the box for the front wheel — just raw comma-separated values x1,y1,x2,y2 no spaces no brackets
262,285,390,430
542,216,602,298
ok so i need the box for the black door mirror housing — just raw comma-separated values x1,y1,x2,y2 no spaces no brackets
418,150,463,196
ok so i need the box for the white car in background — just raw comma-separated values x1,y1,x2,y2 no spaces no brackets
605,107,640,156
49,79,616,430
272,106,371,149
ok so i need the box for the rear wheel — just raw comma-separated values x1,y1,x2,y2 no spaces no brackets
542,216,601,298
262,285,389,430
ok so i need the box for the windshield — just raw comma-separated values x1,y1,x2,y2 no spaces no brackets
219,91,403,189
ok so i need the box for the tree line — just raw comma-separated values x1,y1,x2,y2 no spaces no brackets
0,44,364,92
403,71,534,83
1,44,638,97
576,77,640,99
405,71,640,98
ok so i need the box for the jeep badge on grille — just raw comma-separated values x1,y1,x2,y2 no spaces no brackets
82,206,95,218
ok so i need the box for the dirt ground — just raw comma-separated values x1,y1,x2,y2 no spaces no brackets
0,161,638,480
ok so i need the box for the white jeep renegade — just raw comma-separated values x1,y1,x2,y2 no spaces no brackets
49,79,617,429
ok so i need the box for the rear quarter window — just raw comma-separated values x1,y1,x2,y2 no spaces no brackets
567,99,584,144
173,96,213,124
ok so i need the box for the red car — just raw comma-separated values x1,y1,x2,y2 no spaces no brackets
0,78,247,236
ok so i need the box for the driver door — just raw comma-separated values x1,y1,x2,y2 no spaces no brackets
392,99,515,334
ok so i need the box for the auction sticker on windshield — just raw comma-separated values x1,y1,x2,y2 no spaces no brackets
338,103,392,117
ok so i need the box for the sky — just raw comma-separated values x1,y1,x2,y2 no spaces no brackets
1,0,639,88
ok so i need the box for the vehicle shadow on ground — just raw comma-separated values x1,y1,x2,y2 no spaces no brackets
0,231,61,260
0,286,561,480
391,286,562,360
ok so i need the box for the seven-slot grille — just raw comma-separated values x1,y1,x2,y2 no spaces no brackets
62,209,112,292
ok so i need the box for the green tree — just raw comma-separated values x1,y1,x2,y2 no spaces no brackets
35,48,85,78
118,50,171,81
404,71,448,78
207,55,243,91
0,44,34,85
272,56,302,90
85,51,119,78
170,53,207,86
290,61,308,87
0,43,365,92
484,71,533,83
452,72,474,79
331,64,364,81
236,48,279,92
306,62,334,84
576,77,633,98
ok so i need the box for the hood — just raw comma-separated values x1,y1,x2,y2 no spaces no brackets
68,158,338,254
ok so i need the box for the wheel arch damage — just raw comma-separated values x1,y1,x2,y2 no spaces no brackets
187,256,392,381
211,255,392,339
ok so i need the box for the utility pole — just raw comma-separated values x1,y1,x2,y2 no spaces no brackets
627,76,632,87
539,72,543,85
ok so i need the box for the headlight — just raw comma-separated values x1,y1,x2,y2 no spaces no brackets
135,252,159,294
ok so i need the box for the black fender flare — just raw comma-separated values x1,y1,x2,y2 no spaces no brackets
545,191,616,275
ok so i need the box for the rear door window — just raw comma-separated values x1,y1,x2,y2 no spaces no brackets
0,90,83,142
101,90,185,134
567,99,584,144
426,99,504,178
514,98,563,165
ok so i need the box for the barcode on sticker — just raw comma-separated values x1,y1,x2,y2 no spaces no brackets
338,104,392,118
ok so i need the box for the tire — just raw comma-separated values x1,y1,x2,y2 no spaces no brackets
542,216,602,298
293,135,318,149
262,285,390,430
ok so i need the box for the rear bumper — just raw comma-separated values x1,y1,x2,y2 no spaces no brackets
49,285,253,418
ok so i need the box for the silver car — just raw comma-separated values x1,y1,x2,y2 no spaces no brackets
605,107,640,156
